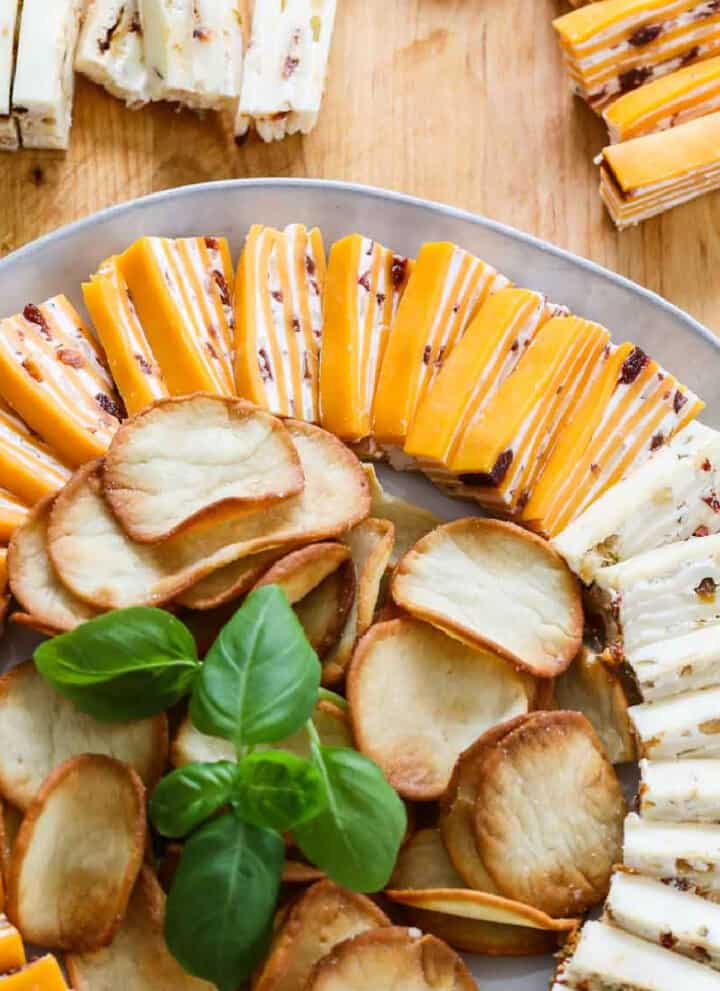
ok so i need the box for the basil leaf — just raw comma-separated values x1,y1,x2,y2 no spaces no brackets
34,607,199,721
233,750,327,832
294,745,406,892
190,586,321,746
165,812,283,991
150,762,238,838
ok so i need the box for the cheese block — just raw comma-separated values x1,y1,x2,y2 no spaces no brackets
0,490,27,542
235,224,325,421
552,421,720,582
320,235,412,442
594,535,720,655
629,627,720,701
75,0,151,107
119,236,235,397
0,296,121,467
605,871,720,971
0,915,23,972
623,811,720,894
0,956,69,990
405,288,560,468
0,0,19,151
447,316,610,515
11,0,82,150
629,685,720,759
553,0,720,112
604,54,720,141
0,401,70,504
83,255,169,416
372,241,509,455
599,111,720,228
524,343,703,536
640,757,720,821
235,0,337,141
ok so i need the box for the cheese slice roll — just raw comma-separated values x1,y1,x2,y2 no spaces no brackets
624,812,720,894
630,686,720,759
629,627,720,701
640,758,720,821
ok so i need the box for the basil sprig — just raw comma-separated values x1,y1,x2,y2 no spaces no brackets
33,585,406,989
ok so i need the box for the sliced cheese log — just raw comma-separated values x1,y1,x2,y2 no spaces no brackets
623,812,720,895
0,296,121,466
75,0,151,106
83,256,169,415
564,919,720,991
629,686,720,759
320,234,411,443
235,224,325,421
0,0,19,151
48,421,369,609
449,316,610,515
525,343,703,536
0,490,27,542
629,627,720,701
0,915,24,972
553,421,720,583
372,241,509,454
605,870,720,970
594,535,720,655
0,400,70,504
119,236,235,396
640,757,720,821
0,955,69,990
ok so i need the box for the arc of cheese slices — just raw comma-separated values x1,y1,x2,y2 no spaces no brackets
119,236,235,398
639,757,720,821
628,627,720,702
235,224,326,421
404,288,559,467
623,811,720,894
83,256,169,416
0,489,27,542
630,685,720,759
320,234,412,442
0,400,69,504
0,296,121,467
525,344,702,536
0,955,68,990
0,916,24,972
604,54,720,142
372,241,509,454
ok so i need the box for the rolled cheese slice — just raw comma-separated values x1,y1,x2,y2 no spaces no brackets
623,811,720,894
629,686,720,759
628,626,720,701
235,224,325,421
320,234,411,442
640,757,720,821
75,0,151,106
0,0,19,151
0,296,120,466
0,400,69,504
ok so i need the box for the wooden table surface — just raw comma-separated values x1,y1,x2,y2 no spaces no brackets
1,0,719,333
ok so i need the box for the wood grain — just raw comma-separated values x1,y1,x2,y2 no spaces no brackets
0,0,718,332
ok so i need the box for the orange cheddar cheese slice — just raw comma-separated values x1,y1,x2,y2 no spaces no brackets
83,256,169,416
372,241,509,453
0,490,27,543
235,224,326,421
523,343,703,535
0,916,25,973
119,236,236,397
0,401,69,504
319,234,412,442
0,296,121,467
448,316,611,514
404,288,561,467
0,956,67,990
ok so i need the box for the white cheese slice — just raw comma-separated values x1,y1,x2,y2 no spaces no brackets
12,0,82,150
0,0,19,150
553,422,720,584
629,627,720,702
564,920,720,990
605,873,720,972
629,686,720,760
594,535,720,655
640,758,720,822
75,0,151,107
623,812,720,895
138,0,193,101
235,0,337,142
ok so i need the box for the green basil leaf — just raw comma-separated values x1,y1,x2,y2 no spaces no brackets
190,586,321,746
150,762,238,838
294,745,406,892
165,812,283,991
233,750,327,832
34,607,199,721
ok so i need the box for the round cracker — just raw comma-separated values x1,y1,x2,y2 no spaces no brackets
253,543,350,604
175,547,285,611
391,518,582,677
281,860,326,884
473,710,626,917
397,905,560,956
103,395,304,543
348,619,533,799
295,560,357,658
7,754,146,951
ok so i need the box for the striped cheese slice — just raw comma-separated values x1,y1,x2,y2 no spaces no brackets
320,234,411,442
630,685,720,759
624,811,720,893
119,236,236,397
235,224,326,421
0,400,69,504
83,256,169,416
0,296,121,467
639,757,720,820
0,489,28,542
0,915,25,972
372,241,509,454
629,627,720,701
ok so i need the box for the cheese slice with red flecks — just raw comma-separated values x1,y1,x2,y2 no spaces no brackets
75,0,151,107
0,399,70,504
0,0,20,151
